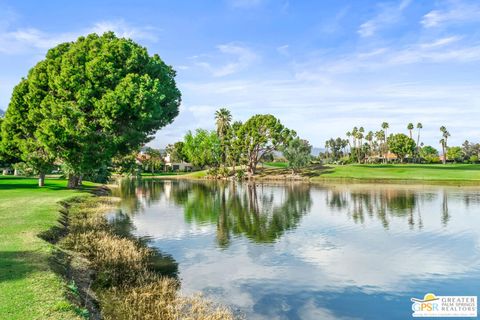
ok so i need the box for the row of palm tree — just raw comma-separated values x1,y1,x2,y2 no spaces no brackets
326,122,452,164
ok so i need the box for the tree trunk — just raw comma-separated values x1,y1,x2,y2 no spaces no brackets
442,144,446,165
67,174,79,189
14,169,19,176
416,132,421,163
38,173,45,187
77,175,83,186
2,169,9,175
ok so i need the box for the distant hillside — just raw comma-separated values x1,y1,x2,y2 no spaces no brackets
0,109,4,117
273,147,323,158
311,147,324,156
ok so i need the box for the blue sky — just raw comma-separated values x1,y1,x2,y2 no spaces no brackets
1,0,479,148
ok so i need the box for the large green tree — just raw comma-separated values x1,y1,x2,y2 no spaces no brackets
1,80,54,185
166,141,187,163
236,114,295,176
183,129,221,168
3,32,181,188
387,133,416,162
419,145,439,163
143,147,164,174
282,138,312,173
226,120,243,172
446,146,463,162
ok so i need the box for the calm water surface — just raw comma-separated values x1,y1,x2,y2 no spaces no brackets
112,179,480,319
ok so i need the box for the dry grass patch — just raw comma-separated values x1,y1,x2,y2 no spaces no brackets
99,276,233,320
60,195,235,319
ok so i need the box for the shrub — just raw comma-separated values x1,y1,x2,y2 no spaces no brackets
217,167,231,178
469,155,479,164
206,167,218,178
338,156,351,165
236,170,245,180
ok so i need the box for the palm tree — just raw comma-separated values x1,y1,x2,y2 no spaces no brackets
351,127,359,162
381,122,389,163
215,108,232,168
416,123,423,145
375,130,385,157
359,127,365,146
415,123,423,162
407,123,414,139
346,131,352,151
325,140,330,161
440,138,446,164
439,126,450,164
366,131,373,160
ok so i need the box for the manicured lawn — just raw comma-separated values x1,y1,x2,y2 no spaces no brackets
263,161,289,168
311,164,480,182
0,176,96,320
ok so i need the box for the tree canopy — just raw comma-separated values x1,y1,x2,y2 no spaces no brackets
1,32,181,187
282,138,312,173
183,129,221,168
236,114,295,175
387,133,416,162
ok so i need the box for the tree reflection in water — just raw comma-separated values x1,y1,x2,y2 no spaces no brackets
171,182,313,246
114,179,313,246
325,187,447,230
111,180,179,277
114,179,459,246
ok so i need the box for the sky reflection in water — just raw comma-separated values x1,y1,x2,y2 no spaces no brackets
112,180,480,320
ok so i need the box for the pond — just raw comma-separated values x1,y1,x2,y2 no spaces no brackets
111,179,480,320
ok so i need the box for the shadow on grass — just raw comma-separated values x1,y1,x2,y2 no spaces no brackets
0,250,60,283
0,177,100,193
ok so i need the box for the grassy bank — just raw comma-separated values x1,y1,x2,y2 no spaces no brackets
0,175,233,320
310,164,480,183
0,176,97,320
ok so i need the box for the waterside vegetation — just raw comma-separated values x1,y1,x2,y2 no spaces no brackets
0,176,233,319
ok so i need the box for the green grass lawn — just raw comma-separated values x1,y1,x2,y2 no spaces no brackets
263,161,289,168
0,176,96,320
310,164,480,182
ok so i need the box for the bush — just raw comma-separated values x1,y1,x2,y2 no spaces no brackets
206,167,218,178
338,156,351,165
217,167,231,178
236,170,245,180
470,155,479,164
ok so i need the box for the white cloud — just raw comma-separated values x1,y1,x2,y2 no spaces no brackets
277,44,289,56
358,0,411,37
89,20,159,42
0,19,158,54
152,73,480,148
195,43,258,77
422,2,480,28
419,36,461,49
